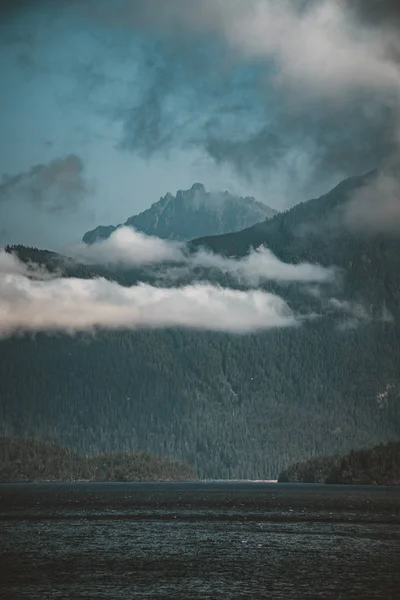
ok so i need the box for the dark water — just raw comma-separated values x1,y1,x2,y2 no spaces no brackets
1,482,399,599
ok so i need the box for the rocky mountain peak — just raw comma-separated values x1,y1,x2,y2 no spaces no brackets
83,184,276,244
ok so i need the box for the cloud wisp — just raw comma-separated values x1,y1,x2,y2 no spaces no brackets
343,168,400,234
327,296,394,330
0,155,90,214
190,246,335,285
0,248,58,280
0,250,298,337
70,226,336,284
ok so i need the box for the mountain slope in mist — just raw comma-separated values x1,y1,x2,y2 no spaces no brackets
190,171,378,257
2,170,400,479
82,183,276,244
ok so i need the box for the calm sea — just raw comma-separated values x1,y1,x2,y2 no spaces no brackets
1,482,399,599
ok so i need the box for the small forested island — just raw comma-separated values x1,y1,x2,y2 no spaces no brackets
0,437,197,483
278,441,400,485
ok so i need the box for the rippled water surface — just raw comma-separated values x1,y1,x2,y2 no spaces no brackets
1,482,399,599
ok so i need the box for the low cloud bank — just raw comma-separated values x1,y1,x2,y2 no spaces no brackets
0,245,386,338
71,226,336,284
0,274,297,337
191,246,335,284
0,250,298,337
0,221,342,339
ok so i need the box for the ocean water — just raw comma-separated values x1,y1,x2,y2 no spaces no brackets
1,482,399,599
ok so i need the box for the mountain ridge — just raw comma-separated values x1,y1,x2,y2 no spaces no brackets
82,183,276,244
190,171,378,257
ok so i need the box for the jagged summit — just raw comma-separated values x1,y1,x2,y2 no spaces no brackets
190,182,206,193
82,184,276,244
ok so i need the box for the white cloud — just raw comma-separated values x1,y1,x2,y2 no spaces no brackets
71,226,184,266
0,222,337,338
191,246,335,284
0,250,31,277
0,249,56,280
218,1,400,99
0,270,297,337
72,226,335,284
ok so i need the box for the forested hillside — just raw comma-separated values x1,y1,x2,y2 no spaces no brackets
191,172,400,308
1,171,400,479
0,437,196,482
278,441,400,485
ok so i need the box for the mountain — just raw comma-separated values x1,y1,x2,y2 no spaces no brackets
82,183,276,244
278,441,400,485
190,171,377,257
2,170,400,479
190,169,400,309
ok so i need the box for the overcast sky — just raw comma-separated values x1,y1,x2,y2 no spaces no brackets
1,0,399,249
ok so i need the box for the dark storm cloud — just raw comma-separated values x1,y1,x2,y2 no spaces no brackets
204,127,289,180
6,0,399,190
117,55,398,189
0,155,90,214
203,100,398,184
101,0,400,192
0,0,31,16
345,0,400,26
4,0,400,208
298,0,400,24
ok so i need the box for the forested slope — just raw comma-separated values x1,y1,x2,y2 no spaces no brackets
1,321,398,479
0,437,196,482
278,441,400,485
1,171,400,479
